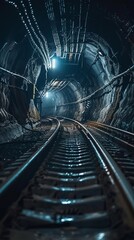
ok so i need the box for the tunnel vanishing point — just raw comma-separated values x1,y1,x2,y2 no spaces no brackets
0,0,134,140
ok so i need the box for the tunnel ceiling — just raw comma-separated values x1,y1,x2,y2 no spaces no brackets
0,1,133,74
0,0,134,126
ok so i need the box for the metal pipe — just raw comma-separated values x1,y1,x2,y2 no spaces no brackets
78,0,90,62
74,0,82,62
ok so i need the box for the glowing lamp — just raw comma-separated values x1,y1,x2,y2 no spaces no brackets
45,92,49,98
51,58,56,69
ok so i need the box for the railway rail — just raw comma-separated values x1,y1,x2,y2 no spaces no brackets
0,118,134,240
0,118,57,175
87,121,134,190
0,118,60,217
87,121,134,149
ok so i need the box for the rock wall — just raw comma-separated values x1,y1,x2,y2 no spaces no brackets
84,74,134,132
0,41,41,142
0,41,41,125
110,77,134,131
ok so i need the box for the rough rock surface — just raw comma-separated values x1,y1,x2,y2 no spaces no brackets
0,121,23,143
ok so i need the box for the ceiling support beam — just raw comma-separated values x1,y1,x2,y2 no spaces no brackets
45,0,61,57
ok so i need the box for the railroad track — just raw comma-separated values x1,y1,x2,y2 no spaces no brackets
87,121,134,149
87,121,134,189
0,118,57,176
0,118,134,240
0,118,60,217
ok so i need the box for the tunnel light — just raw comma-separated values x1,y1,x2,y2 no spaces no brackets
45,92,49,98
99,51,103,56
51,58,56,69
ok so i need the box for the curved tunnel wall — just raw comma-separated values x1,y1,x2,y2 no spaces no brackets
0,0,134,135
42,32,134,132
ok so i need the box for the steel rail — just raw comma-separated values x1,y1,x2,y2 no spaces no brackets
59,117,134,214
88,121,134,138
88,121,134,150
0,118,61,218
1,116,134,238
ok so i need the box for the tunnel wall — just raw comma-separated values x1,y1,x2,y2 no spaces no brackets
83,74,134,132
0,41,41,125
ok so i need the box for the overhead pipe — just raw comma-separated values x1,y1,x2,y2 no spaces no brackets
74,0,82,62
45,0,61,57
78,0,90,62
58,0,67,58
70,4,75,61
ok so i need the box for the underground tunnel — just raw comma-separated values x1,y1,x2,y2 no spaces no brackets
0,0,134,239
0,0,133,138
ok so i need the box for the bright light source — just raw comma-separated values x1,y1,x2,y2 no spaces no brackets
51,58,56,69
52,58,56,69
99,51,103,56
45,92,49,98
